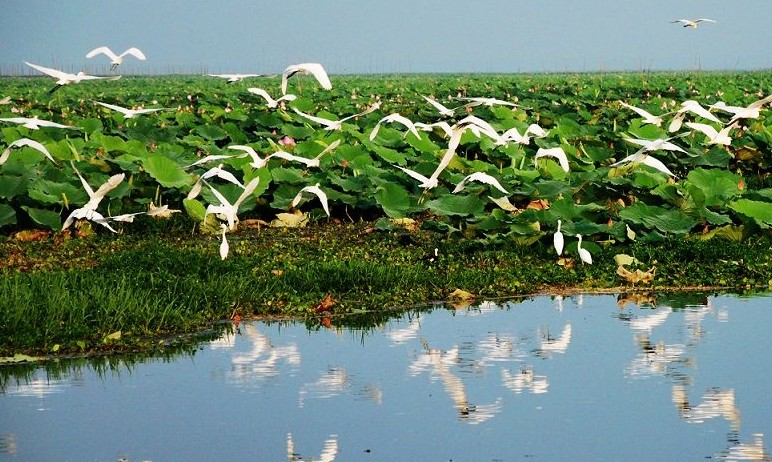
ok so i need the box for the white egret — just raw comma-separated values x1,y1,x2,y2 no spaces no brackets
670,18,716,29
452,171,509,195
369,113,422,141
709,95,772,124
576,234,592,265
452,115,500,141
281,62,332,95
0,116,78,130
205,177,260,230
669,100,722,132
0,138,57,165
246,87,297,108
25,61,118,93
422,96,460,117
393,125,464,190
292,103,379,131
94,101,171,119
553,220,564,256
455,96,521,109
208,73,262,83
62,166,126,232
86,46,146,69
623,137,687,154
219,224,229,260
414,121,454,138
611,150,675,177
187,164,244,200
185,153,240,168
271,139,340,168
619,101,667,126
684,121,736,146
292,183,330,216
534,147,570,173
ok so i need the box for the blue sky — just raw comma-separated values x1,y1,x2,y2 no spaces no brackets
1,0,770,75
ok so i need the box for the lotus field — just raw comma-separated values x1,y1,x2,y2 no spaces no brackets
1,71,771,261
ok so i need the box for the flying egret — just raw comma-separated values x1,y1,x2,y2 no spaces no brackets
187,164,244,200
455,96,521,109
93,101,171,119
292,103,379,131
452,171,509,195
452,115,500,141
670,18,716,29
414,121,454,138
576,234,592,265
369,113,422,141
208,73,262,83
281,62,332,95
422,96,461,117
271,139,340,168
393,124,464,190
25,61,118,93
0,138,57,165
292,183,330,216
684,121,737,146
619,101,667,126
668,100,723,132
611,150,675,177
709,95,772,124
534,147,570,173
553,220,564,256
246,87,297,108
86,46,146,69
219,224,230,260
62,166,126,232
0,116,78,130
205,177,260,230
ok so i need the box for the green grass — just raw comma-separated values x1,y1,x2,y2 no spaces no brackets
1,219,770,357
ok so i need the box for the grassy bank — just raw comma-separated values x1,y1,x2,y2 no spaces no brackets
1,218,770,358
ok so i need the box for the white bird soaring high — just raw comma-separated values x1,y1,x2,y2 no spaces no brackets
86,46,146,70
246,87,297,108
281,62,332,95
25,61,117,93
292,183,330,216
670,18,716,29
0,138,57,166
94,101,171,119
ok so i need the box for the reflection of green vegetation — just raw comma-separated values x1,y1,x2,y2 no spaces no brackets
1,220,771,357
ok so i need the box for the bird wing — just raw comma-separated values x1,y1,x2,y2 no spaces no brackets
292,108,340,129
422,96,454,115
394,165,433,186
24,62,70,80
234,177,260,208
120,47,146,60
95,101,131,115
86,46,118,60
89,173,126,207
8,138,57,164
535,147,570,173
454,172,509,195
298,63,332,90
684,121,719,138
681,101,722,123
247,87,276,105
640,155,676,177
294,184,330,216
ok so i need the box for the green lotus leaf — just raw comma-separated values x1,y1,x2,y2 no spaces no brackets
685,168,741,208
271,167,307,184
77,118,103,134
0,203,16,228
425,194,485,217
183,198,206,222
729,199,772,228
142,155,192,188
0,175,28,199
374,182,413,218
620,203,696,234
194,124,229,141
21,206,61,230
27,179,83,205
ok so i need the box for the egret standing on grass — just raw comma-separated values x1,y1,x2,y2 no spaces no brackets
281,62,332,95
86,46,146,70
553,220,564,256
219,224,230,260
576,235,592,265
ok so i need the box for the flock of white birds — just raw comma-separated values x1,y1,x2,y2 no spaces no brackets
2,31,771,264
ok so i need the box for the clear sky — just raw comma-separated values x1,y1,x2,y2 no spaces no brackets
1,0,771,76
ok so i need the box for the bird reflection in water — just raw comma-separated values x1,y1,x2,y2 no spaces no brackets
287,433,338,462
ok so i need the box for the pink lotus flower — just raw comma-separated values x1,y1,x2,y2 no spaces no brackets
278,136,296,148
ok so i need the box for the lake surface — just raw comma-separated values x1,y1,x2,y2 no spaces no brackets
1,292,770,462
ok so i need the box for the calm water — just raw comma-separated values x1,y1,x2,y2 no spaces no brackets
1,293,770,462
